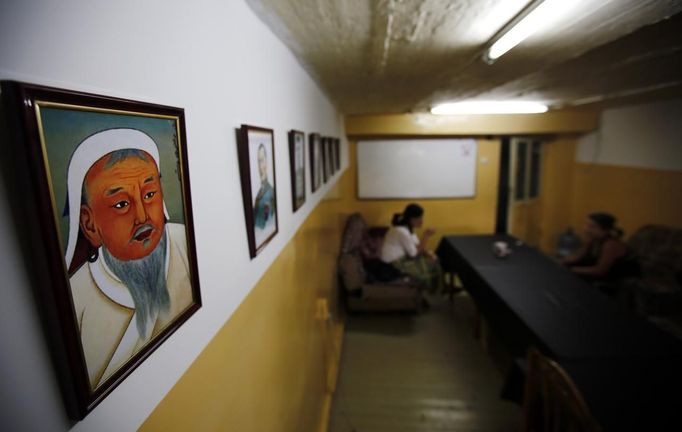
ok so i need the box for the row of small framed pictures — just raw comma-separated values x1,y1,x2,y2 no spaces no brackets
236,124,342,259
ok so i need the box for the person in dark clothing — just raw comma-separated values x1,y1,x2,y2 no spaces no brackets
562,212,636,282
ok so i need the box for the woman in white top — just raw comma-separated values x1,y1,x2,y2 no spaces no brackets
380,204,443,292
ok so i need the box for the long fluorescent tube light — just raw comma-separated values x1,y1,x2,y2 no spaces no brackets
486,0,579,62
431,101,548,115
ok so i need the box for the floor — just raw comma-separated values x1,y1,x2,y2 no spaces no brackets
328,293,521,432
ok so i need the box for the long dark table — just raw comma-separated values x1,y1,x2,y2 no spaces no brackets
436,234,682,431
437,234,682,359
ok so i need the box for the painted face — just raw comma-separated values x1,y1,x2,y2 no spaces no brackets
584,218,607,240
80,151,165,261
258,146,267,182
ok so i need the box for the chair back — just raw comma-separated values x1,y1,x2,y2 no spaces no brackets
522,348,601,432
340,213,368,254
628,224,682,280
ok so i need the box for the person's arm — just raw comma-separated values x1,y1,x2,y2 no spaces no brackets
397,228,419,258
418,228,437,260
571,239,625,277
561,242,589,266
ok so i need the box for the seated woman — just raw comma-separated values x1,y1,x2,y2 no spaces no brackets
562,212,636,284
380,203,443,293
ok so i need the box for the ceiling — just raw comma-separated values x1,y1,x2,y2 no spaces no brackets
246,0,682,115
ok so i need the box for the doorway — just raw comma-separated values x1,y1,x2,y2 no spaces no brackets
507,138,544,246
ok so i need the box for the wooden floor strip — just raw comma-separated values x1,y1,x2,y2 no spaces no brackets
329,294,520,432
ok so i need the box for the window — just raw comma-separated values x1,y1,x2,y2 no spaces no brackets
511,138,543,201
529,141,542,198
514,140,528,201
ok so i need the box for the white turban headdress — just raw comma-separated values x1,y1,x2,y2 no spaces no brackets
64,128,169,269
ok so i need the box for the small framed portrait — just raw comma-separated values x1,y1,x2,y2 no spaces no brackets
1,81,202,418
322,137,333,181
327,137,335,175
332,138,341,173
334,138,341,171
321,137,328,183
288,130,306,212
309,133,323,192
237,124,278,258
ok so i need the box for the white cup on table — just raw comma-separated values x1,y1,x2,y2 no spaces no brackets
493,241,512,258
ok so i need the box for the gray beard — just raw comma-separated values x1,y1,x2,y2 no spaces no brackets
102,228,170,339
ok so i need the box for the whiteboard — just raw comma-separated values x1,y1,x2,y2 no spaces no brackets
357,138,477,199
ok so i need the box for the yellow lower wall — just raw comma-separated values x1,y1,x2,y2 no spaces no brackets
346,139,501,250
570,163,682,237
141,172,354,432
537,137,578,253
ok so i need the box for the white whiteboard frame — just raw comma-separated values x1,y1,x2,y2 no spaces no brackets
356,138,478,199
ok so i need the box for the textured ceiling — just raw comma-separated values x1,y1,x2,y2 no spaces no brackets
247,0,682,114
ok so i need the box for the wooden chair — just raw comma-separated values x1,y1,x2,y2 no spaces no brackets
522,348,602,432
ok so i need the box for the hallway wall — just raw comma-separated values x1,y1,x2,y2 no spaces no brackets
536,137,579,253
571,99,682,237
0,0,346,430
570,163,682,237
536,100,682,254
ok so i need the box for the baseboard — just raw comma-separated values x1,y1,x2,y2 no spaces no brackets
318,320,345,432
317,394,333,432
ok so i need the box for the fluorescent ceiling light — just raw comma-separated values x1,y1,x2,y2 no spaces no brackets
431,101,548,115
486,0,580,62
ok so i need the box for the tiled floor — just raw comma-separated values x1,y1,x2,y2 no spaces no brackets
329,293,520,432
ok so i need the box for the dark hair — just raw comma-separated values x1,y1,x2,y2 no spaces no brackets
589,212,624,239
392,203,424,232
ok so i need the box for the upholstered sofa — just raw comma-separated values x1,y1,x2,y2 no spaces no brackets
621,225,682,316
337,213,422,312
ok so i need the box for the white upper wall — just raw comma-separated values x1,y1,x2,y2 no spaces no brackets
0,0,345,431
576,99,682,171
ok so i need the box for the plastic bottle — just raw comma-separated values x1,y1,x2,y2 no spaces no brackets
557,227,581,258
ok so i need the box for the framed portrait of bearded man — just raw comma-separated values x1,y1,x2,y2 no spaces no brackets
236,124,278,258
1,81,202,418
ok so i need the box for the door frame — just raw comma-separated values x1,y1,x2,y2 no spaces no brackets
507,137,545,239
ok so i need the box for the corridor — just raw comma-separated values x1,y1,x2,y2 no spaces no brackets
329,294,520,432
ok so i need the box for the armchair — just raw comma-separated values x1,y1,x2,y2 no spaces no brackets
337,213,422,312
